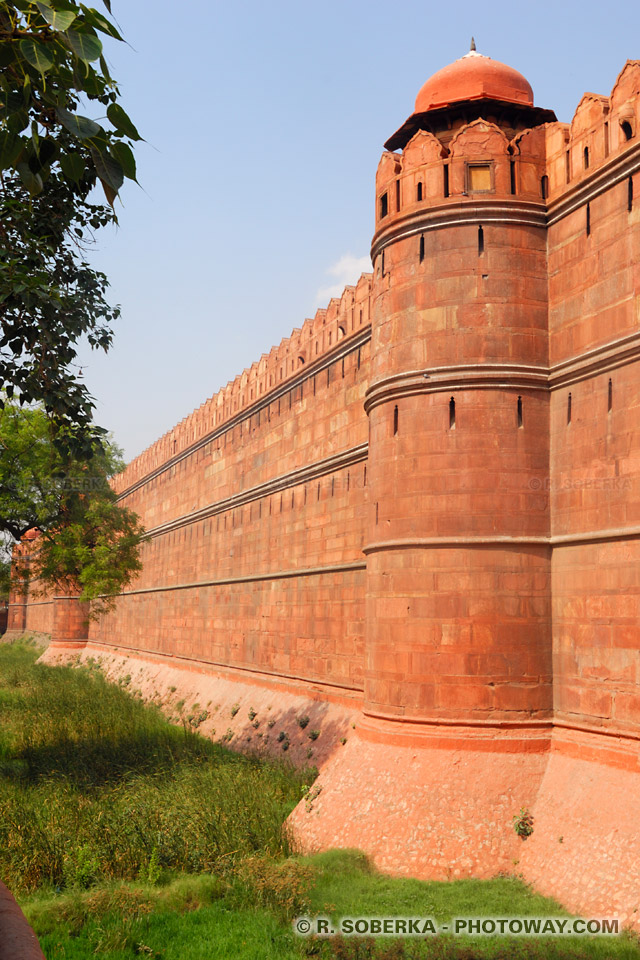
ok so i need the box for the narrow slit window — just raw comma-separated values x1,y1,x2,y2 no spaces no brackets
565,150,571,184
381,250,385,276
395,179,401,211
584,146,589,169
541,175,549,200
478,224,485,256
417,182,423,201
517,396,523,428
449,396,456,429
443,164,450,197
379,192,388,219
628,176,634,212
608,378,613,413
393,405,399,436
510,160,516,195
586,202,591,237
567,392,572,425
604,121,610,157
621,120,633,142
419,235,425,263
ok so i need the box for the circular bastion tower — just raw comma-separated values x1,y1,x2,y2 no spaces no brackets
364,44,556,748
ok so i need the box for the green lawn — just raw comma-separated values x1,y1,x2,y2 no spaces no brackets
2,639,639,960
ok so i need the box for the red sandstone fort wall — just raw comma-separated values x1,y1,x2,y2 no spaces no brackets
89,278,373,698
11,54,640,929
545,61,640,746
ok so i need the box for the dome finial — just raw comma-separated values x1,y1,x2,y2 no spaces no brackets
470,36,476,52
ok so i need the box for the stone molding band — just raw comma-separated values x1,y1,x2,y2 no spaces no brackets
364,538,550,554
143,442,368,541
117,327,372,501
83,641,365,696
363,710,552,731
371,200,547,261
365,527,640,551
548,329,640,390
546,142,640,226
365,332,640,413
361,710,640,746
364,363,548,413
107,560,367,598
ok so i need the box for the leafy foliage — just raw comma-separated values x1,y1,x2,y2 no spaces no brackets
0,0,139,201
0,402,143,614
0,168,119,448
0,0,139,447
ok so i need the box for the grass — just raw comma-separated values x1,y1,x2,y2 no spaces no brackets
2,639,640,960
298,851,640,958
0,641,314,894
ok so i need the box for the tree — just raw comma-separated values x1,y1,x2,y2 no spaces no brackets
0,401,143,617
0,0,140,451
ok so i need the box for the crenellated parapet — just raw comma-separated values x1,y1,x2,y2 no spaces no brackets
545,60,640,201
112,274,373,495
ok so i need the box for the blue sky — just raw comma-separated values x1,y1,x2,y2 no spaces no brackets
78,0,640,461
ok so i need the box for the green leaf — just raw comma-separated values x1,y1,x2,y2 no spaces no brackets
16,162,43,195
0,131,22,170
19,39,54,73
36,2,77,31
106,103,141,141
56,106,102,139
110,140,136,181
80,5,123,41
0,89,25,116
60,151,84,183
90,145,123,194
99,53,112,83
7,110,29,134
0,45,17,68
37,137,58,167
65,29,103,63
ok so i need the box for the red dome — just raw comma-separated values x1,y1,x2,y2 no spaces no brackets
415,49,534,113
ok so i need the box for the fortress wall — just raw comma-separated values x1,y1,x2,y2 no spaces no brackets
547,172,639,365
117,333,370,540
113,278,373,497
88,282,373,698
24,599,55,637
546,65,640,742
11,58,640,930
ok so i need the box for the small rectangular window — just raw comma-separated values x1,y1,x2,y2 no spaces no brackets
379,192,388,218
467,163,492,193
443,164,450,197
